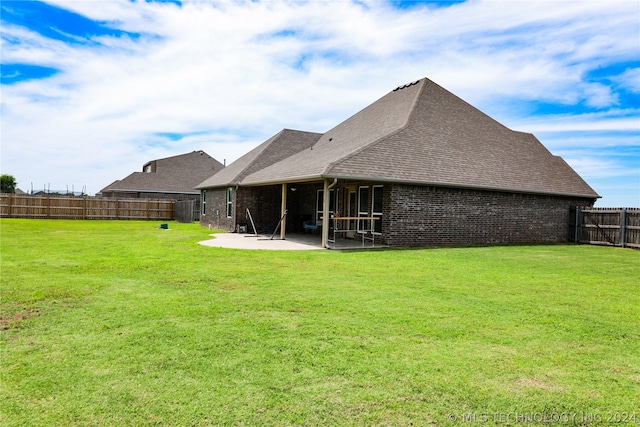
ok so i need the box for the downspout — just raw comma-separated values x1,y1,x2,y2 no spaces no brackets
328,178,338,191
321,178,338,248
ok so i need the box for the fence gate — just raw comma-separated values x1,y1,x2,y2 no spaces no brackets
175,200,196,223
572,207,640,249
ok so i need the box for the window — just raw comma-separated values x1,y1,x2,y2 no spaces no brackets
372,185,383,234
347,190,357,231
226,187,233,218
357,186,369,232
201,190,207,216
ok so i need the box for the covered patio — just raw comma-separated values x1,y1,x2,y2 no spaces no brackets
235,179,384,250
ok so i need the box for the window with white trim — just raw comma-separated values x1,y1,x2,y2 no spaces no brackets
226,187,233,218
347,190,357,231
357,186,369,233
201,190,207,216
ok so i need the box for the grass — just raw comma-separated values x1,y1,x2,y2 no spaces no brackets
1,219,639,426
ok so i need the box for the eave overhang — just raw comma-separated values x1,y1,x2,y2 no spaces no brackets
234,173,601,200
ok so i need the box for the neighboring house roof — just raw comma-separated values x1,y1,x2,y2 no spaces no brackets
201,78,599,199
101,150,224,194
196,129,322,189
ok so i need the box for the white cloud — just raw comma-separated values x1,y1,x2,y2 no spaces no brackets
1,0,638,202
615,67,640,93
563,157,638,180
512,110,640,134
581,83,619,108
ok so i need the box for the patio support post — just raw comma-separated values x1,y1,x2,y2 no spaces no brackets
281,183,287,240
322,179,330,248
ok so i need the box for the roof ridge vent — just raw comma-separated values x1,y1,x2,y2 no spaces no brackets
393,79,421,91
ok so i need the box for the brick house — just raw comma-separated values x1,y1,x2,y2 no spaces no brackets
196,78,599,248
100,150,224,203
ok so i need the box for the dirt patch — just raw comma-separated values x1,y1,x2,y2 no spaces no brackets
0,307,41,330
509,376,564,392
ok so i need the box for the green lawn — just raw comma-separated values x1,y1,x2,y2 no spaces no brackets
1,219,639,426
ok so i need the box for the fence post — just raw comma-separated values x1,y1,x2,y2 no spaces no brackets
8,194,13,217
621,208,627,248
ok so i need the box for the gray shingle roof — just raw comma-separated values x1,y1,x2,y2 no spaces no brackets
101,150,224,194
196,129,322,189
323,79,599,197
236,78,598,198
241,80,421,184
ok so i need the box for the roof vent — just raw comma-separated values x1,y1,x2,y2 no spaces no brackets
393,80,421,91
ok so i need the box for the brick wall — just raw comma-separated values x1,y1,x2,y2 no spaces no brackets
200,182,595,247
200,186,283,233
200,188,233,231
236,186,281,233
387,184,594,247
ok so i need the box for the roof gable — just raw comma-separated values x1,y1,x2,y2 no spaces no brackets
196,129,322,188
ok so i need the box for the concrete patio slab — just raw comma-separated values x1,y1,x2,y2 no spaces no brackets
198,233,323,250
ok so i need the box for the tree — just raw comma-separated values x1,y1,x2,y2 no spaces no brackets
1,174,17,193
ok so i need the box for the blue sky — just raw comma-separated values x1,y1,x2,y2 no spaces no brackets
1,0,638,206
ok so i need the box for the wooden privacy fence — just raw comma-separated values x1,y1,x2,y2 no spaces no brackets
175,200,198,223
571,207,640,249
0,193,174,220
